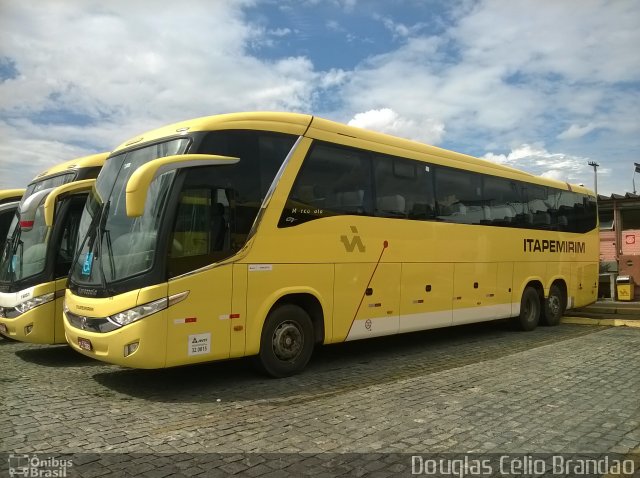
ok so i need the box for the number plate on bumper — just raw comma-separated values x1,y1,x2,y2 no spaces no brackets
78,337,93,351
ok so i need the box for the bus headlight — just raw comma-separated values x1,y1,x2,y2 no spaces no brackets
15,293,55,314
108,298,167,327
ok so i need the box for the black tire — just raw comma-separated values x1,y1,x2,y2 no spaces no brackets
541,283,565,326
512,286,541,331
258,304,314,378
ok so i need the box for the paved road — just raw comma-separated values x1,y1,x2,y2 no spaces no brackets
1,322,638,476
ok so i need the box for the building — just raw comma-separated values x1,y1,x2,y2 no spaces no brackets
598,193,640,300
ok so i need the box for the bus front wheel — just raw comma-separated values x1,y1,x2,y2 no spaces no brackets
542,284,565,326
513,286,540,331
258,304,314,378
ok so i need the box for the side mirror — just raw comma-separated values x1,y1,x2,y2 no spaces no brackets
43,179,96,227
18,188,55,232
125,154,239,217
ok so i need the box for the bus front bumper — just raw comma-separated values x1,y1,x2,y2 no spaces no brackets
0,301,59,344
63,311,167,368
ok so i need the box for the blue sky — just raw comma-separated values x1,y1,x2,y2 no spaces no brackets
0,0,639,195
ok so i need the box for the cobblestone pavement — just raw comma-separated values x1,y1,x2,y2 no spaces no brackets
1,322,639,476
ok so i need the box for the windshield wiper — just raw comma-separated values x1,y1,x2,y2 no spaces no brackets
96,200,111,293
17,240,24,280
104,228,116,282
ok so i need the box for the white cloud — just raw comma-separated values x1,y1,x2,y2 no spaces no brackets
557,123,598,140
452,0,640,83
348,108,445,144
482,144,600,187
374,15,427,39
0,0,335,187
329,0,638,195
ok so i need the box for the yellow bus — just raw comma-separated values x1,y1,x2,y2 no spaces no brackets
63,113,598,376
0,189,25,248
0,153,108,343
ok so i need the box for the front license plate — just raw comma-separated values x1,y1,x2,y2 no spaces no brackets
78,337,93,351
0,323,7,335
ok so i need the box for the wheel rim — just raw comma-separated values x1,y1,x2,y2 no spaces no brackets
272,321,303,362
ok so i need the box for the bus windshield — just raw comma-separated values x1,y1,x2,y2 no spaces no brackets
21,173,75,205
0,204,49,282
0,172,80,284
71,139,189,288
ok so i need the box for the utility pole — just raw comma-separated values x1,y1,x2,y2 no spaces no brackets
588,161,599,195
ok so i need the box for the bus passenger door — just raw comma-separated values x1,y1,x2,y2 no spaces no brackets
51,194,87,343
399,263,453,332
334,263,401,341
164,187,233,366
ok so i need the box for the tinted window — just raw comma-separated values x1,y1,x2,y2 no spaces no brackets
435,167,485,224
280,142,373,226
54,196,86,278
0,207,16,246
166,131,297,277
168,186,231,278
374,155,435,219
482,176,523,226
23,173,75,203
198,131,297,237
278,140,597,234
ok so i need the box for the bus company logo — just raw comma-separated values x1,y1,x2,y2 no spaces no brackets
8,454,73,477
365,319,372,330
341,226,366,253
77,288,98,297
523,239,585,253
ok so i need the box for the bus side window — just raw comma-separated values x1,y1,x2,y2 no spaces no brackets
0,208,15,248
168,186,231,278
483,176,522,226
280,142,373,226
374,155,435,220
435,167,483,224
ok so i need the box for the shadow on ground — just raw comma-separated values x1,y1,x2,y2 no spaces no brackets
15,345,99,367
91,321,605,404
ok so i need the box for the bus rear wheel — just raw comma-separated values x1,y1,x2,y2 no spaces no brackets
258,304,314,378
542,283,565,326
513,286,540,331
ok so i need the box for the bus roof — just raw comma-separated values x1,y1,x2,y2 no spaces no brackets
32,152,110,182
112,112,313,153
0,189,25,202
112,112,594,196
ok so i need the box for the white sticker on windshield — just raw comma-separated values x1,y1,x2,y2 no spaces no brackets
123,163,131,169
188,333,210,356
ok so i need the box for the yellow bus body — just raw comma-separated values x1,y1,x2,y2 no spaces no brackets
0,153,108,344
63,113,598,370
0,189,26,203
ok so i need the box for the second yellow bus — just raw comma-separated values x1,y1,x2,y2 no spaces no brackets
0,154,107,343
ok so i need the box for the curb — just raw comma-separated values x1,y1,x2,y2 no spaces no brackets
561,316,640,328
